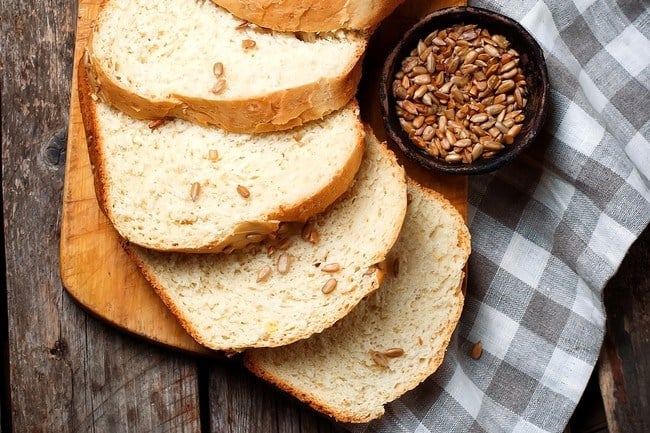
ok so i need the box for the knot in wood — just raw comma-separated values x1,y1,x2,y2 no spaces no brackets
48,339,67,360
43,127,68,168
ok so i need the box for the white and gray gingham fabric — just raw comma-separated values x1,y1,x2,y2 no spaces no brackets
353,1,650,432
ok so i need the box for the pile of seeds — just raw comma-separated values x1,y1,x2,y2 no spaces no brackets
392,24,528,164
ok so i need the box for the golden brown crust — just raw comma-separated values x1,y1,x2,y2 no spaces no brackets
78,59,113,229
211,0,407,32
85,25,366,133
78,62,366,253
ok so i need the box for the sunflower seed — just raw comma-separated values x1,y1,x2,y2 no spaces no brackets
277,253,290,274
211,79,226,94
208,149,219,161
190,182,201,202
485,104,505,116
370,350,389,368
484,44,500,57
383,348,405,358
148,118,167,130
242,39,256,49
412,115,425,129
237,185,250,198
321,263,341,273
471,341,483,359
471,143,484,160
445,153,463,163
257,265,272,282
309,229,320,244
470,113,488,123
321,278,337,294
213,62,224,78
246,233,265,243
496,80,515,94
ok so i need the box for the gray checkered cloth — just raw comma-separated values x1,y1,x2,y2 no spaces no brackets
353,1,650,432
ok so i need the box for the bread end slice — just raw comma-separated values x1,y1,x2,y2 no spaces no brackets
245,179,470,423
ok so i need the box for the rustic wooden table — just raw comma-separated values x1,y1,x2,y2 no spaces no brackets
2,1,648,432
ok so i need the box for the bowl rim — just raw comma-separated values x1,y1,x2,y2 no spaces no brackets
379,5,550,175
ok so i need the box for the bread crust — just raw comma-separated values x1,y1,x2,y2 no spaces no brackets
211,0,407,32
78,63,365,253
84,2,367,133
245,179,471,423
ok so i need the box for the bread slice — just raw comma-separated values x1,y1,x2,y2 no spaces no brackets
245,180,471,423
210,0,407,32
85,0,366,133
124,131,407,351
79,66,365,253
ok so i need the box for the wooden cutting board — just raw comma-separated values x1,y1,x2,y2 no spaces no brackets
59,0,467,355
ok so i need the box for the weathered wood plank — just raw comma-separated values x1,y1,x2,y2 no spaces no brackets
209,361,345,433
1,1,202,431
599,225,650,433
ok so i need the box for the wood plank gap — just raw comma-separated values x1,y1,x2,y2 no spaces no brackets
599,225,650,433
0,217,13,433
197,358,212,433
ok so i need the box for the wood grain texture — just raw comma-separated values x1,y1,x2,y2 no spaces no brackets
59,0,467,353
2,0,202,431
209,361,346,433
599,225,650,433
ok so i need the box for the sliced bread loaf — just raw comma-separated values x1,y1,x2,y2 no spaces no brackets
85,0,366,133
79,67,365,253
245,180,471,423
123,131,408,351
210,0,406,32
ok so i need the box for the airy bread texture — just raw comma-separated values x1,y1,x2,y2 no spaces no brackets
210,0,406,32
79,67,365,253
245,180,471,423
86,0,366,133
124,132,408,351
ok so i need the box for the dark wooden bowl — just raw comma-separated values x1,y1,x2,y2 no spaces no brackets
379,6,550,175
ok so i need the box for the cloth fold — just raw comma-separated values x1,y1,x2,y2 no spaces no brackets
355,1,650,432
